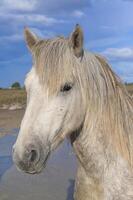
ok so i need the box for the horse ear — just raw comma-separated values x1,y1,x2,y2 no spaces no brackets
24,27,38,51
69,24,84,58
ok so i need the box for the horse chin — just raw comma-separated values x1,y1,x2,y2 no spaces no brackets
25,165,45,175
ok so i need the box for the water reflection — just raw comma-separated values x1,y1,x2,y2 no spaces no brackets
0,131,17,180
66,179,75,200
0,156,13,180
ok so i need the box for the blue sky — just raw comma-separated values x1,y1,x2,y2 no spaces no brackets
0,0,133,87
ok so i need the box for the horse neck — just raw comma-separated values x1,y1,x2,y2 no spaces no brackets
71,102,133,198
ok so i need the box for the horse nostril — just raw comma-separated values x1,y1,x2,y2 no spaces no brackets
29,149,38,163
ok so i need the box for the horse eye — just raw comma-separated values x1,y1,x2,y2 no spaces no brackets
61,83,72,92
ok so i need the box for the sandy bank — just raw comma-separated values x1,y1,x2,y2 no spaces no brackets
0,109,25,137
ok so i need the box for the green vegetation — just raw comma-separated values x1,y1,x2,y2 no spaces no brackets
11,82,21,89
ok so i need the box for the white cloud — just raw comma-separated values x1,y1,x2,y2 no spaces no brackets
112,61,133,83
0,34,23,42
102,47,133,61
86,36,125,50
72,10,85,18
0,13,65,26
25,14,65,25
99,47,133,83
0,0,37,11
0,0,90,14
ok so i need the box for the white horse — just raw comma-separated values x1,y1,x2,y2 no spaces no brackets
13,25,133,200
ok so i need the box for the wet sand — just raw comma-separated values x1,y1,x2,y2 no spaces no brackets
0,109,77,200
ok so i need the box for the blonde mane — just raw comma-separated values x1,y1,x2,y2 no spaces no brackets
94,55,133,167
33,37,133,167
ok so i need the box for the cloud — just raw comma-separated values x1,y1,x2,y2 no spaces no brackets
0,0,91,14
100,47,133,83
0,34,23,42
22,14,65,25
112,61,133,83
101,48,133,61
0,0,85,28
0,0,37,11
0,0,89,29
36,0,91,14
0,13,65,26
72,10,85,18
86,35,125,50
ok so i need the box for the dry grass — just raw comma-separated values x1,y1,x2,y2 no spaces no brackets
126,83,133,96
0,89,26,106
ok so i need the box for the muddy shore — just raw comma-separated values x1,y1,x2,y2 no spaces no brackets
0,109,25,137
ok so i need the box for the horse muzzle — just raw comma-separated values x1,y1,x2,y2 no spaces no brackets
12,140,50,174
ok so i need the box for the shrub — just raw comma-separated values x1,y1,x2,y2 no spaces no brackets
11,82,21,89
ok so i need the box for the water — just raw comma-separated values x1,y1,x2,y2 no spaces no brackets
0,129,76,200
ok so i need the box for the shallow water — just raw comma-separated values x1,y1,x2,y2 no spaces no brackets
0,129,77,200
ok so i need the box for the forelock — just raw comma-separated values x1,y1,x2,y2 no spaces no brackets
33,37,76,94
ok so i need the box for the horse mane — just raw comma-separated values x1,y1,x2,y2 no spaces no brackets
87,54,133,167
33,37,133,167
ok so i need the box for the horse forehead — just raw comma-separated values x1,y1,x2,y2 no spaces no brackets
25,67,40,86
25,67,53,99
